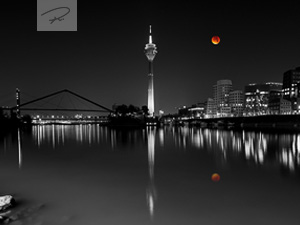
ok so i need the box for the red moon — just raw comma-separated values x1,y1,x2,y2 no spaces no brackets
211,173,220,182
211,36,220,45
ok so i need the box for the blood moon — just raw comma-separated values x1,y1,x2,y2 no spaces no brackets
211,173,221,182
211,36,220,45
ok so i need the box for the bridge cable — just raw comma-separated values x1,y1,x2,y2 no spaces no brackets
21,92,50,108
71,93,94,111
56,92,65,110
66,92,77,111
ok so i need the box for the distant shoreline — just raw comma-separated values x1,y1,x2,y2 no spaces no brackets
187,115,300,132
2,115,300,133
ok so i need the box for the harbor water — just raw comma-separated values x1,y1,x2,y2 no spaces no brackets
0,125,299,225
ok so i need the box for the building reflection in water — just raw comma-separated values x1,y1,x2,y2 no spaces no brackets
33,125,113,147
244,132,267,164
31,125,300,174
279,134,300,171
166,126,300,172
159,128,164,147
32,125,147,150
108,128,146,149
146,127,157,220
110,129,116,149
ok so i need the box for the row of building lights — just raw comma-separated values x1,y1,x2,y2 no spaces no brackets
178,67,300,118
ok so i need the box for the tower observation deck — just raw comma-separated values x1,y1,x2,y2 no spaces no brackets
145,25,158,117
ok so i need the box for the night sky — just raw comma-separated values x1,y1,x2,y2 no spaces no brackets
1,1,300,114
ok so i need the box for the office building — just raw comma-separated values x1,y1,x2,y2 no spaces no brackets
213,80,233,117
282,67,300,112
244,82,282,116
229,90,244,117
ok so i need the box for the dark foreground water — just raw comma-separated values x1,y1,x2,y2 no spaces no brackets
0,125,300,225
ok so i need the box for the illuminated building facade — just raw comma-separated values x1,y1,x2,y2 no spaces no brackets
244,82,282,116
178,103,205,119
282,67,300,112
268,90,291,115
213,80,233,117
188,103,205,118
145,26,158,117
229,90,244,117
205,98,216,118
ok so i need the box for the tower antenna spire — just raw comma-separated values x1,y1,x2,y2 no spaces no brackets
149,25,152,44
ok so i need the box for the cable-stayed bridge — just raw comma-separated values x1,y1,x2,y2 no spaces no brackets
0,89,113,124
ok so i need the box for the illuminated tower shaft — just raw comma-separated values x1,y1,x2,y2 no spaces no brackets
145,25,157,117
148,61,154,116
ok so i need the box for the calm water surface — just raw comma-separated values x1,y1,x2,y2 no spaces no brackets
0,125,300,225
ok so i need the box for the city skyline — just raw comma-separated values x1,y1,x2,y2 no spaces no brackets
0,1,300,114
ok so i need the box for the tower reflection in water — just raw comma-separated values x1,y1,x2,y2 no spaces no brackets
18,128,22,169
146,127,157,219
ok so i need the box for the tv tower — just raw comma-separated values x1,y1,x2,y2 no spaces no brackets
145,25,158,117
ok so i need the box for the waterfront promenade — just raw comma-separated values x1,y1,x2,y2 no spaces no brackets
188,114,300,131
